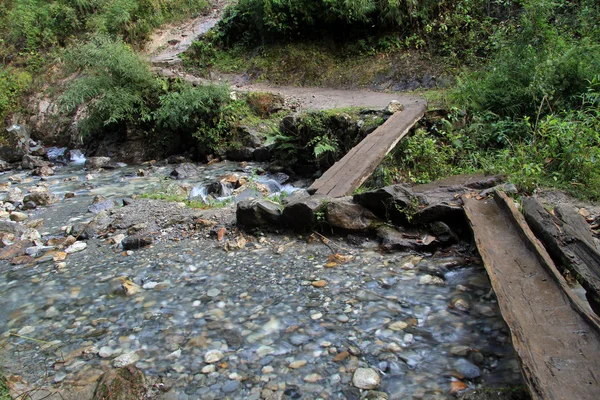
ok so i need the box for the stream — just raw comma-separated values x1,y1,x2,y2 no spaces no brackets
0,153,524,399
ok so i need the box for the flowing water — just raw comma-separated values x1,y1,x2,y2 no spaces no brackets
0,153,524,399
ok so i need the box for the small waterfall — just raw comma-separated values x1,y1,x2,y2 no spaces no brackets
189,185,209,202
70,149,86,165
46,147,68,164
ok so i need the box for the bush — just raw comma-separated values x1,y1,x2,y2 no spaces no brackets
153,83,232,152
0,66,32,123
61,36,160,138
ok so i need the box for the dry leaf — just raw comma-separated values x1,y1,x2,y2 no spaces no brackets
217,227,226,241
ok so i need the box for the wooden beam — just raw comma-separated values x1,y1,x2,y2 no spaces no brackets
463,191,600,400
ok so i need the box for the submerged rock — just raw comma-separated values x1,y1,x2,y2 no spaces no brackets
93,365,145,400
352,368,380,389
85,156,111,170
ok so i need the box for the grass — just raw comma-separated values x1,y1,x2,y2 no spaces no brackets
138,192,232,209
0,371,9,400
184,38,452,89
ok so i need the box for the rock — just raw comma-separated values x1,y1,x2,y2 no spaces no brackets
0,220,27,236
352,368,380,390
385,100,405,114
282,194,330,231
376,226,428,251
112,351,140,368
21,201,37,210
0,159,12,172
303,373,323,383
85,156,111,169
110,277,142,296
99,346,123,359
122,235,154,250
227,147,255,161
110,234,126,246
236,199,283,228
65,241,87,253
449,380,468,395
354,184,415,224
326,198,379,231
23,192,58,206
429,221,458,243
0,125,29,163
454,358,481,379
222,380,240,393
88,199,116,214
22,154,50,169
6,187,24,203
202,364,216,374
93,366,146,400
311,280,327,288
9,212,28,222
204,349,224,364
170,163,201,180
289,360,307,369
388,321,408,331
363,391,389,400
33,166,54,177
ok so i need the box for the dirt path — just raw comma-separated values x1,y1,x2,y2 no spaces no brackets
147,1,426,111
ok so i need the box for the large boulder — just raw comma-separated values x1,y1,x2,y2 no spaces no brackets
0,125,29,163
85,156,111,170
325,198,379,231
170,163,201,180
353,184,416,224
23,191,59,206
21,154,50,169
237,199,283,227
282,195,330,231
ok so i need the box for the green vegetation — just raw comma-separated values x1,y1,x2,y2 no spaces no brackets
0,371,9,400
363,0,600,200
269,108,385,173
0,0,208,130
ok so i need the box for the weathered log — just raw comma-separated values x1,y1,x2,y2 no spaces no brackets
463,191,600,400
522,197,600,316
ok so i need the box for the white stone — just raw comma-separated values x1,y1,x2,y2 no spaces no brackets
65,241,87,254
201,364,216,374
388,321,408,331
17,326,35,335
256,345,275,358
112,351,139,367
204,349,224,364
352,368,380,390
99,346,123,358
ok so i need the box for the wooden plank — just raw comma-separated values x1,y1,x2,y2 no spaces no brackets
522,197,600,316
315,104,425,197
463,191,600,400
309,103,426,197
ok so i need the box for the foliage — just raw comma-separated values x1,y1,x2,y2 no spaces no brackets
0,66,31,123
153,82,232,152
3,0,208,53
61,36,159,138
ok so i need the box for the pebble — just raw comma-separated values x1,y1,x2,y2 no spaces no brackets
310,312,323,320
65,241,87,254
99,346,123,358
204,349,224,364
201,365,216,374
222,380,240,393
9,212,28,222
17,326,35,335
454,358,481,379
352,368,380,390
289,360,307,369
303,373,322,383
207,288,221,297
311,280,327,288
388,321,408,331
256,346,275,358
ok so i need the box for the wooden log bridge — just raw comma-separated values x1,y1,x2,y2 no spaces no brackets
464,192,600,400
308,101,427,197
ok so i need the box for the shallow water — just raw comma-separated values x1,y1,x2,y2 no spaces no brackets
0,159,523,399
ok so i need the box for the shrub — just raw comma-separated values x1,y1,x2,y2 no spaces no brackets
0,66,32,123
153,82,232,152
61,36,159,138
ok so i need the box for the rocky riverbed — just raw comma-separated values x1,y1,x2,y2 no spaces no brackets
0,156,526,399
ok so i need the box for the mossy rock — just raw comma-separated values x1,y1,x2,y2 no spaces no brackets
93,366,146,400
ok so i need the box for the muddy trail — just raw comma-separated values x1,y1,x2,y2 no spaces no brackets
146,1,426,111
